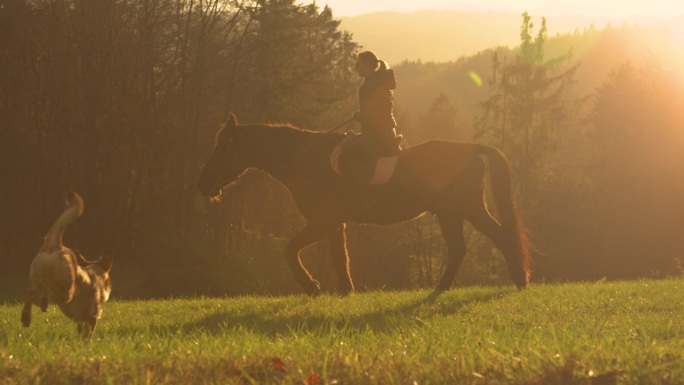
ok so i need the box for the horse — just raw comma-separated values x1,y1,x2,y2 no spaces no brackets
197,114,530,295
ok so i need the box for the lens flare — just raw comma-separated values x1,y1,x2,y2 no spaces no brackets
468,71,483,87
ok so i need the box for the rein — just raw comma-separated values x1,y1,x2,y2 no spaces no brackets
326,117,355,133
203,164,257,188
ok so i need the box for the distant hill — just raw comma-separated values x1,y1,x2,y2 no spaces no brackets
377,21,684,143
338,10,680,64
337,10,684,143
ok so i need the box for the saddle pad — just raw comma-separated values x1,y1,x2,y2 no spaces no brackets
367,155,399,185
330,139,399,185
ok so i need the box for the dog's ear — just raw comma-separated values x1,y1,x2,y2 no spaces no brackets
75,250,91,266
98,254,113,272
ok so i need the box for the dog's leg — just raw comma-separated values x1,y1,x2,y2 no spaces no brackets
77,322,86,339
39,287,48,312
87,317,98,339
77,317,97,340
21,288,35,327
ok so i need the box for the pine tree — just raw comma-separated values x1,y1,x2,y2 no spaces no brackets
236,0,359,126
475,12,581,201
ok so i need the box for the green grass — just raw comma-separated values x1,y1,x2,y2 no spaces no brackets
1,279,683,384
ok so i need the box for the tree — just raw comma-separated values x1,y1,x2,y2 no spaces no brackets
475,12,581,202
231,0,359,127
583,61,684,277
414,92,465,143
0,0,363,297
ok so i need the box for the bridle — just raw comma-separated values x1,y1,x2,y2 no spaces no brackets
202,163,257,192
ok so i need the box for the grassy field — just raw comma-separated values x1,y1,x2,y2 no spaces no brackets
1,279,682,384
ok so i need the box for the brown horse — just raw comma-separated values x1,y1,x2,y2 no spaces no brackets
198,114,530,295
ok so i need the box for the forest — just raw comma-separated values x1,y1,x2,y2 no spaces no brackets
1,0,683,299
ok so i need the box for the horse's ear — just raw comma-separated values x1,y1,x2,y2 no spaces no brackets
226,113,238,129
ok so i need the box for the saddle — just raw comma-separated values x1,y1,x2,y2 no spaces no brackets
330,134,402,185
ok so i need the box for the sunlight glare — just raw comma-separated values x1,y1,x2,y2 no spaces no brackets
468,71,483,87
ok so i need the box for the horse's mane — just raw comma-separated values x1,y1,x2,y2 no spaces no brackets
253,122,314,131
249,123,344,153
214,121,344,176
244,122,328,135
215,121,335,144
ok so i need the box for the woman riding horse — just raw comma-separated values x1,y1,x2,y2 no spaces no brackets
340,51,403,211
197,114,531,296
353,50,401,157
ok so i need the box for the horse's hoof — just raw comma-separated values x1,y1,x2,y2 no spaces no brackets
514,280,529,290
340,288,355,297
306,286,322,297
305,280,321,297
21,312,31,327
427,289,444,302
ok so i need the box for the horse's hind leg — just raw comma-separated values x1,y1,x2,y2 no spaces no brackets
465,192,527,288
285,223,333,295
435,212,466,293
327,223,355,295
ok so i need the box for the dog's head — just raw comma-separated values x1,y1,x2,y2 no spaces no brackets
79,253,113,302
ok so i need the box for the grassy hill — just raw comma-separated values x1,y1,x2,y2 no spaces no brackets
1,279,682,384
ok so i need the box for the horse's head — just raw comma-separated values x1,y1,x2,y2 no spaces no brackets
198,114,249,199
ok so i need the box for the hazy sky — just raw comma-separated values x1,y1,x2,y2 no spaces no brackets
308,0,684,19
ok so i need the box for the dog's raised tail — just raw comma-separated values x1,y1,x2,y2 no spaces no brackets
40,191,84,253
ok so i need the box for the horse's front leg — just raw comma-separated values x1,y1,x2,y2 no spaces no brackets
285,223,334,296
435,211,466,293
327,223,355,295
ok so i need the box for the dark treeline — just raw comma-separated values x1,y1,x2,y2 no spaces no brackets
0,0,359,298
1,1,683,299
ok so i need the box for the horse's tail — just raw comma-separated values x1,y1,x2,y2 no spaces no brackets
40,191,84,253
475,144,531,288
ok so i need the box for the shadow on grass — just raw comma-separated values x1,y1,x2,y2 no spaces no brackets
113,288,514,338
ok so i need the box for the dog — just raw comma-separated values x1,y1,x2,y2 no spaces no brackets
21,191,112,339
